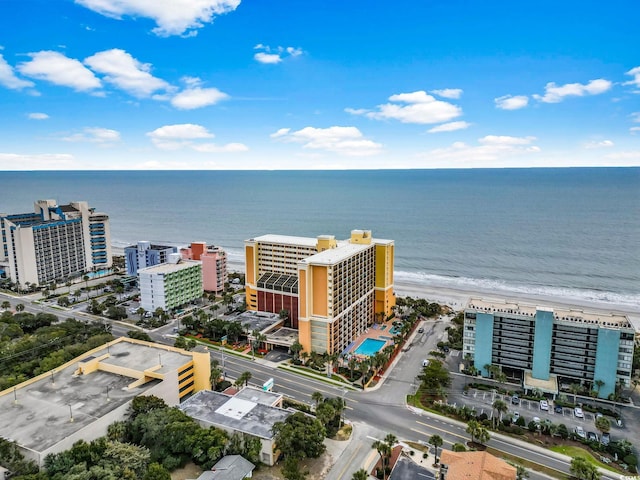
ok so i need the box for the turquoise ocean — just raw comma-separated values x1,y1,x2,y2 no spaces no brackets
1,168,638,307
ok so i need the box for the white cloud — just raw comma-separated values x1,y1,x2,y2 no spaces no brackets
630,127,640,134
85,49,170,97
62,127,121,143
630,112,640,123
604,150,640,160
171,77,229,109
0,153,75,170
350,90,462,124
0,54,34,90
28,112,49,120
585,140,614,149
533,79,612,103
423,135,540,163
254,52,282,64
623,66,640,91
431,88,462,99
495,95,529,110
253,44,303,64
479,135,536,145
192,142,248,152
147,123,246,152
75,0,240,37
344,108,369,115
427,121,471,133
271,126,382,156
18,51,101,91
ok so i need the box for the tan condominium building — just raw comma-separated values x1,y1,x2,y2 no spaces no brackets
245,229,394,354
0,199,112,287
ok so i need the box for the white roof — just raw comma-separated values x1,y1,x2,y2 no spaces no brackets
302,243,370,265
249,234,318,248
215,397,256,420
138,259,200,274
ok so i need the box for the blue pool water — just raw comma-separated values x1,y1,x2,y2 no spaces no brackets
389,326,401,335
354,338,386,356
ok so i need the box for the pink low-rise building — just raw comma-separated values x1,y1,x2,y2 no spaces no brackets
180,242,228,294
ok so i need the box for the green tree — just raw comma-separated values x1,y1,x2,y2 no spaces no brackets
290,340,303,362
311,391,324,409
128,330,152,342
594,379,605,395
235,371,252,387
595,416,610,434
129,395,167,419
186,427,228,469
272,412,326,460
418,359,451,398
15,303,25,312
570,457,599,480
143,462,172,480
210,363,223,390
515,464,529,480
1,300,10,310
569,383,581,404
492,399,508,428
372,440,391,480
282,456,308,480
352,469,369,480
429,435,443,464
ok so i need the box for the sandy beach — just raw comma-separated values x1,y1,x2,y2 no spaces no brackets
113,248,639,329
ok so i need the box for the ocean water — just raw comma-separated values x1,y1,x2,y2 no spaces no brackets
1,168,638,307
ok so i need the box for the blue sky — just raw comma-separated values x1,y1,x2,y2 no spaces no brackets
0,0,638,170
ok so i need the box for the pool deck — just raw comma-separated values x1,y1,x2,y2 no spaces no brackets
343,319,398,357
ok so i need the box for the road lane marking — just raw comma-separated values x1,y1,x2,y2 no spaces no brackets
336,442,363,479
410,428,454,445
415,421,468,441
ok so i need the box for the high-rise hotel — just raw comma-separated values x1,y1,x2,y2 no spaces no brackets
245,229,395,354
463,298,635,399
0,200,112,286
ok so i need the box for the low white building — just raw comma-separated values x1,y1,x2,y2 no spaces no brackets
179,387,291,466
138,254,203,312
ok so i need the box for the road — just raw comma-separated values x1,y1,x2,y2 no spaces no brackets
0,292,630,480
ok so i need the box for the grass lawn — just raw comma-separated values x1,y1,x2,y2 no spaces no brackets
549,445,620,473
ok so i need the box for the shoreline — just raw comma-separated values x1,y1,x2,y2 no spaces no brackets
112,249,640,326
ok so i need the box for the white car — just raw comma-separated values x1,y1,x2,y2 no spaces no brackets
574,426,586,439
512,411,520,421
574,407,584,418
539,400,549,411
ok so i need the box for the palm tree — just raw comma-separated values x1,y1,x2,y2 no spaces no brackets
300,351,309,366
351,469,369,480
429,435,443,464
235,371,252,387
492,399,508,428
348,356,358,381
569,383,581,405
595,416,610,435
210,364,223,390
326,352,339,378
1,301,10,310
466,419,480,444
594,379,605,396
514,464,529,480
311,391,324,409
83,274,89,292
371,440,392,480
15,303,24,312
289,341,303,362
359,359,371,388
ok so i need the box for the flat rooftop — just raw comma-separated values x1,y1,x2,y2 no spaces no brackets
235,386,282,407
138,259,200,274
302,242,370,266
266,327,299,347
466,297,632,329
237,311,283,334
249,234,318,248
0,338,194,454
179,390,291,439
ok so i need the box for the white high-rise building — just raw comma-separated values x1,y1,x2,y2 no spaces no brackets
0,200,112,286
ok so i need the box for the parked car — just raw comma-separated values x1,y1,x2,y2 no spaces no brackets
574,407,584,418
587,431,599,442
533,416,541,424
512,411,520,421
418,327,424,333
601,432,610,445
539,400,549,411
615,418,623,427
554,405,563,414
511,395,520,405
574,426,586,439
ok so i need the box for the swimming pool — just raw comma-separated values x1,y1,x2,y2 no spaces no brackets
389,326,402,335
354,338,386,356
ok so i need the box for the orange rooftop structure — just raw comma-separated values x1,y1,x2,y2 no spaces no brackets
439,450,516,480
